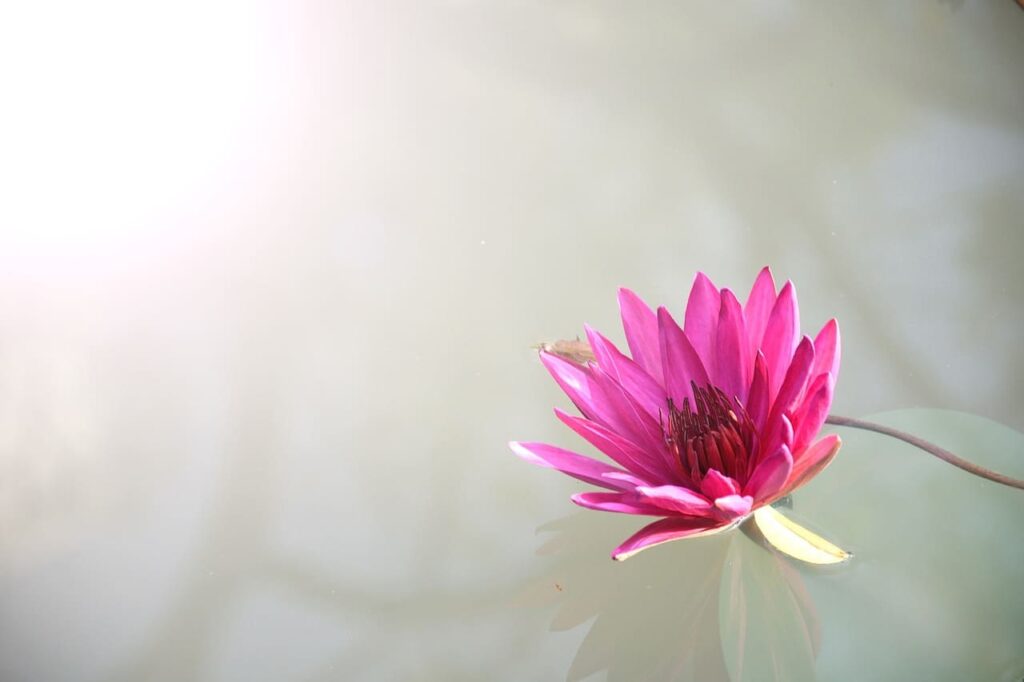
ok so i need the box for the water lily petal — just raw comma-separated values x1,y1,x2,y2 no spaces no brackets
589,366,675,466
746,351,770,429
715,288,749,403
761,281,800,399
601,471,651,488
515,273,844,560
509,441,632,490
585,324,666,420
778,434,842,499
810,318,841,386
744,266,777,357
763,336,815,449
761,413,794,468
683,272,721,373
744,445,793,502
572,491,667,516
700,469,740,499
555,408,669,482
612,516,726,561
775,335,815,408
791,372,834,454
617,287,664,385
541,351,666,459
636,484,714,516
753,506,850,564
539,351,605,422
714,493,753,518
658,306,709,406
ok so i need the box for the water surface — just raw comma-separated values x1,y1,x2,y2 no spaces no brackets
0,2,1022,680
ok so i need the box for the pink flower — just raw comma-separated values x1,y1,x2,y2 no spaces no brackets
511,268,842,561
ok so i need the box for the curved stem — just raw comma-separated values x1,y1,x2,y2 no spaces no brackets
825,414,1024,491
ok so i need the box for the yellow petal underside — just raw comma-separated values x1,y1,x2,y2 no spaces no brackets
753,506,851,565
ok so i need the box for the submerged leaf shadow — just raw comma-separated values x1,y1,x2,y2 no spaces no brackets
524,513,821,682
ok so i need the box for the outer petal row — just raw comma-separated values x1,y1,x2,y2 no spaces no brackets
539,352,669,467
779,434,842,500
612,516,732,561
585,324,666,421
572,491,668,516
636,484,714,516
791,372,834,455
509,441,637,491
554,408,668,482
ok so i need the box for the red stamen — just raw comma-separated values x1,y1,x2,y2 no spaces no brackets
663,383,758,485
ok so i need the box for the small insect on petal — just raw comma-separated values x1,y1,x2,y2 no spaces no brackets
537,339,595,365
752,506,851,565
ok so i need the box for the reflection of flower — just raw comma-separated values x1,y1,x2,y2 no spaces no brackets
520,513,820,681
512,269,842,560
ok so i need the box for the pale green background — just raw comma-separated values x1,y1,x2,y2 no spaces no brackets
0,2,1022,680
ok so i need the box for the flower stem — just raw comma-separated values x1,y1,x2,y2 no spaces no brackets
825,414,1024,491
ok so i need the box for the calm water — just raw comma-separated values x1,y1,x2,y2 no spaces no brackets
1,2,1023,681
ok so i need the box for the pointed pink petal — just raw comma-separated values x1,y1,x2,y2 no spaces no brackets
683,272,721,373
761,281,800,400
746,351,770,429
714,494,753,518
765,335,815,429
635,484,715,516
700,469,740,499
588,366,675,466
791,372,834,454
761,413,794,468
612,516,724,561
541,351,665,459
744,445,793,503
509,441,632,490
601,471,651,488
778,434,842,498
760,335,813,460
744,266,777,358
585,324,666,420
810,319,841,385
618,288,664,385
555,409,669,482
539,351,604,422
658,306,709,406
714,288,749,403
572,491,667,516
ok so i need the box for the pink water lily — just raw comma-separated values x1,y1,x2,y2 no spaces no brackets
511,268,842,561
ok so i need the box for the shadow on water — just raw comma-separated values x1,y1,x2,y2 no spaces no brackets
520,513,822,682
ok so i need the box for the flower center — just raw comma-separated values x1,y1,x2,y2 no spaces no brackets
663,383,758,484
